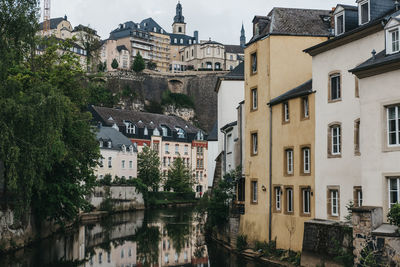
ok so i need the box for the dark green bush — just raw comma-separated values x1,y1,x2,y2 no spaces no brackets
161,90,195,109
388,203,400,228
236,234,248,251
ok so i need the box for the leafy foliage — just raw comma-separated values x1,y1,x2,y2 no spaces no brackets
87,82,119,107
161,90,195,109
97,61,107,72
75,25,102,72
165,157,193,193
144,101,164,114
146,61,157,70
388,203,400,228
236,234,248,251
137,146,161,192
132,52,145,73
111,58,119,69
135,225,161,267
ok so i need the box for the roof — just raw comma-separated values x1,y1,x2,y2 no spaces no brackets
96,126,137,152
201,40,223,46
224,45,244,54
91,106,201,134
305,8,398,56
224,62,244,80
248,8,331,45
208,121,218,141
39,17,67,30
220,121,237,132
117,45,128,52
139,18,166,34
168,33,196,46
337,4,358,11
269,79,313,106
349,50,400,78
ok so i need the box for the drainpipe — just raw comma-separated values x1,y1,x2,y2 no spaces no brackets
268,105,273,242
223,131,227,176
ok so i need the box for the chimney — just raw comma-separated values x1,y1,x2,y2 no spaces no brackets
194,30,199,43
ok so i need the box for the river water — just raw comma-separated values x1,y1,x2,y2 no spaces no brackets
0,207,270,267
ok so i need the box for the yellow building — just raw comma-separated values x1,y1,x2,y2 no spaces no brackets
150,32,171,72
268,80,315,251
241,8,330,251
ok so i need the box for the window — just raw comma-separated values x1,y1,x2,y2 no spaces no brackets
285,149,293,175
389,178,400,208
165,253,169,263
283,102,289,122
180,39,183,44
168,157,171,166
99,252,102,264
302,147,311,174
387,105,400,146
251,180,258,203
178,26,182,33
354,186,363,208
354,119,360,155
99,140,103,147
161,126,168,137
275,187,282,211
175,144,179,154
330,74,341,101
108,157,112,168
99,158,104,168
165,143,169,153
302,97,309,119
286,188,294,213
359,0,369,25
197,131,204,140
251,132,258,156
331,125,341,155
108,141,112,148
227,134,232,153
129,161,133,169
391,29,399,53
251,88,258,110
184,145,188,155
330,189,339,216
126,123,135,134
144,127,148,136
207,47,210,54
122,160,125,169
251,52,257,74
302,188,311,215
191,49,194,56
336,13,344,35
237,177,245,202
163,157,166,167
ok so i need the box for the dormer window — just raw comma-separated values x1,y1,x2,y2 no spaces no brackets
359,0,370,25
129,145,134,153
197,131,204,141
153,128,160,136
144,127,148,136
122,145,126,152
99,140,103,148
176,127,185,138
390,28,400,54
161,126,168,137
108,141,112,148
125,122,135,134
335,12,344,35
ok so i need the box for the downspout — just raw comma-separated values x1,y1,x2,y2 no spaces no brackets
268,105,273,242
223,131,227,176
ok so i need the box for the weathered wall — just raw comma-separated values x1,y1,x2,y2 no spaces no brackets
90,186,145,211
104,71,226,133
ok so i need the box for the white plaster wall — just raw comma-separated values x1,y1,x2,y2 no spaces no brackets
217,80,244,153
313,31,384,221
95,148,137,180
359,70,400,217
207,140,218,187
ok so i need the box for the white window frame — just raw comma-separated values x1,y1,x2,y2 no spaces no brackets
358,0,370,25
252,133,258,155
122,160,125,169
332,126,341,155
126,123,135,134
129,160,133,169
252,181,258,203
286,149,293,174
303,189,311,214
108,157,112,168
144,127,148,136
357,189,363,207
335,12,345,36
175,144,179,154
252,88,258,110
389,178,400,208
275,187,281,211
287,188,293,212
330,74,341,100
387,105,400,147
304,97,309,118
284,102,289,122
331,190,339,216
303,148,310,173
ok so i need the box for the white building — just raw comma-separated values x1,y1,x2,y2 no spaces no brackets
95,126,138,181
305,0,396,221
349,10,400,219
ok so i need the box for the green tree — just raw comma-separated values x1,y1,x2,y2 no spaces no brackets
111,58,119,69
97,61,107,72
165,157,193,193
0,1,99,224
137,146,161,191
75,25,102,72
146,61,157,70
132,52,145,73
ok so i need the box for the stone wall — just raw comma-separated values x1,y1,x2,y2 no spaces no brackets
90,186,145,212
352,206,400,266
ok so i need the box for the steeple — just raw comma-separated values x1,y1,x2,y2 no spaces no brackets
174,1,185,23
240,23,246,47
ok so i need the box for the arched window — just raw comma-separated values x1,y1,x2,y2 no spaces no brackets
144,127,148,136
178,26,182,33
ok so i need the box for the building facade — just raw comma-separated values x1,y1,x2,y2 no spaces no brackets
90,106,208,196
95,126,138,181
241,7,330,247
305,0,395,222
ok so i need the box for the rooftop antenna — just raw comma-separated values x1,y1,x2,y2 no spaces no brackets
43,0,51,35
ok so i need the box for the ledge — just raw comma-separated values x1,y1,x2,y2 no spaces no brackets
351,206,381,213
372,223,400,237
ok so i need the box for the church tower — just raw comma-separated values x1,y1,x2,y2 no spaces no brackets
172,1,186,35
240,23,246,47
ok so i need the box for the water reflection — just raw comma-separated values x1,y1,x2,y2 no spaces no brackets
0,207,268,267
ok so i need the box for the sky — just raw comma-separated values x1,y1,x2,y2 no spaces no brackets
47,0,356,45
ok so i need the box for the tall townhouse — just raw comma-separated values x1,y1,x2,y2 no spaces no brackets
349,9,400,219
268,80,315,251
90,106,208,196
305,0,396,222
241,8,330,246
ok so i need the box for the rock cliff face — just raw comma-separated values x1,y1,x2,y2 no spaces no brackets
104,71,227,133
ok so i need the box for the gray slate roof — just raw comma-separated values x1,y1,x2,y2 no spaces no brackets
249,8,331,45
349,50,400,74
224,45,244,54
139,18,166,34
39,17,67,30
220,121,237,132
96,126,137,152
208,121,218,141
92,106,201,134
224,62,244,80
269,79,313,106
117,45,128,52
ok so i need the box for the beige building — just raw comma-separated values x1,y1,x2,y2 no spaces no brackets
241,8,330,249
39,16,72,39
100,39,131,71
91,106,209,196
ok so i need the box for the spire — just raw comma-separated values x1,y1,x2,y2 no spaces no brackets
240,23,246,47
174,1,185,23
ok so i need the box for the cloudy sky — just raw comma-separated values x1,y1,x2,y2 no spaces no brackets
48,0,356,44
